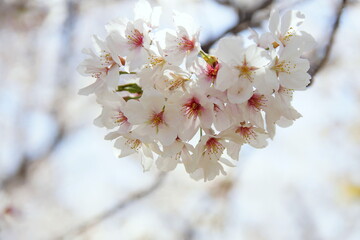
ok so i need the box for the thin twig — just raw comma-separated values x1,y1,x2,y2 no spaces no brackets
308,0,348,85
53,173,166,240
202,0,274,52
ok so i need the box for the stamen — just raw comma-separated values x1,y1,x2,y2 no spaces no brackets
235,55,258,81
166,73,189,91
179,36,195,52
271,57,296,76
126,139,142,151
148,110,166,133
182,97,202,119
205,137,225,156
248,93,266,111
113,111,128,125
205,62,219,82
127,29,144,48
235,124,256,142
279,27,295,46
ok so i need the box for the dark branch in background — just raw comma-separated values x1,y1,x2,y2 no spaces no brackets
202,0,274,52
308,0,348,85
54,173,166,240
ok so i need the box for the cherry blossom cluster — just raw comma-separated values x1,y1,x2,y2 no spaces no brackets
78,0,315,181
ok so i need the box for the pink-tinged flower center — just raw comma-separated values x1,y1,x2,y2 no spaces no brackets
271,57,294,76
205,137,225,155
126,138,142,151
149,111,165,129
182,97,202,119
235,126,256,141
235,55,258,81
279,27,295,46
179,36,195,52
149,55,165,67
114,111,128,125
90,51,117,78
278,85,293,95
100,51,115,65
248,94,266,111
167,73,189,91
205,62,220,82
127,29,144,48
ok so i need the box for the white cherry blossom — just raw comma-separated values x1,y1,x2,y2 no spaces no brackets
189,134,237,182
214,37,269,103
94,91,131,134
79,2,315,181
114,132,160,171
78,35,120,95
164,13,201,68
123,90,181,146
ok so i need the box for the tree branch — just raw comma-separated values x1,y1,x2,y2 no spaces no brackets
308,0,348,85
53,173,166,240
202,0,274,52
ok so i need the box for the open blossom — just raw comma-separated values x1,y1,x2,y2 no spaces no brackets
114,132,161,171
172,88,215,141
193,56,220,90
78,35,120,96
156,138,194,172
223,122,269,148
123,90,181,146
206,88,233,131
155,66,192,95
138,43,169,89
214,36,269,103
79,2,315,181
164,13,201,68
94,91,131,134
264,42,311,90
189,134,238,182
268,10,306,47
107,18,152,71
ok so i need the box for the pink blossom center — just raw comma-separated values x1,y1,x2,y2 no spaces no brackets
235,55,258,81
179,36,195,52
205,62,220,82
235,126,256,141
205,137,225,155
271,57,293,76
114,111,128,125
182,97,202,119
248,94,266,111
126,139,142,151
127,29,144,48
149,111,165,128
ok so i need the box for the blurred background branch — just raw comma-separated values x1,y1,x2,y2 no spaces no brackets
202,0,274,52
308,0,348,84
54,173,166,240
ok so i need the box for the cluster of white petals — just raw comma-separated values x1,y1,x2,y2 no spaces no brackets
79,0,315,181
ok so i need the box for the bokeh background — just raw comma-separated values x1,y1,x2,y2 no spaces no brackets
1,0,360,239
